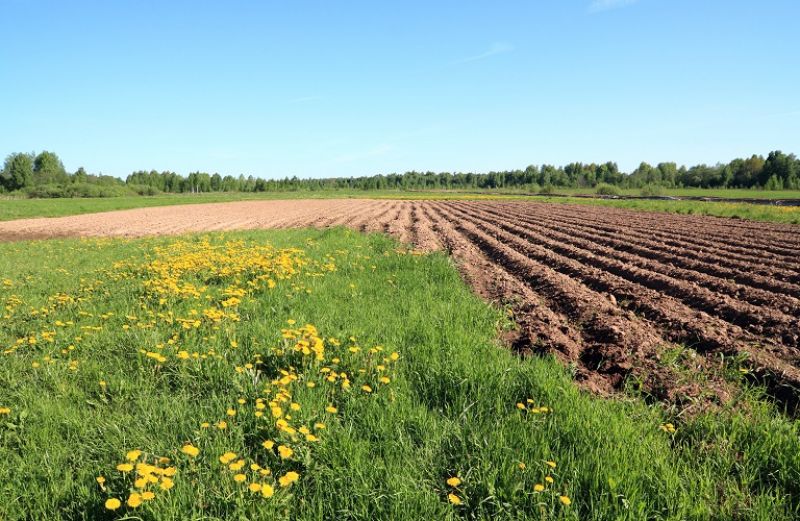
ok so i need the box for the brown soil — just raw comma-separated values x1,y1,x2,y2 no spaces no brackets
2,199,799,408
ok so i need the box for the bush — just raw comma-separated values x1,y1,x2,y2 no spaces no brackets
538,184,557,195
25,183,135,198
128,184,163,196
640,184,666,197
595,183,621,196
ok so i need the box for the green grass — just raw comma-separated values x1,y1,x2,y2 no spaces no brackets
542,197,800,224
3,189,800,225
553,187,800,199
1,229,799,520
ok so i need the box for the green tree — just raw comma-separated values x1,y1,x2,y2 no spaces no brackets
33,151,67,184
1,152,34,191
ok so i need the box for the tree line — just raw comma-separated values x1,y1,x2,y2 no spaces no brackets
2,150,799,197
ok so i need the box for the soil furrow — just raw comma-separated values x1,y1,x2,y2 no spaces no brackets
470,201,800,317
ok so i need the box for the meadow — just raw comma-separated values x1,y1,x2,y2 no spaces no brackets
1,228,800,520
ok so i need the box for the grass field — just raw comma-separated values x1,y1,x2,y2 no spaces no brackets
2,190,800,225
554,187,800,199
1,229,799,520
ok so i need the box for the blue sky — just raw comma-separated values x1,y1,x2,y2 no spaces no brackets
1,0,798,179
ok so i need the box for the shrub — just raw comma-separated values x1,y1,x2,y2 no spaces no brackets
25,183,135,198
128,184,163,196
640,184,666,197
595,183,621,196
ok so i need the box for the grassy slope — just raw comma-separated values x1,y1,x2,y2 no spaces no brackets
1,229,799,520
2,190,800,225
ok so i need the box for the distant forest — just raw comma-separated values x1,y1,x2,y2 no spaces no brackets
1,150,799,197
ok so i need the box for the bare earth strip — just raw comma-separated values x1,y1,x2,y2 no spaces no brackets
2,199,799,407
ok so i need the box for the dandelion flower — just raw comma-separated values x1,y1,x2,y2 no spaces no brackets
160,478,174,490
278,471,300,487
262,440,275,450
181,444,200,457
116,463,134,473
448,493,462,505
141,491,155,501
219,452,237,465
277,445,294,459
127,493,143,508
233,473,247,483
104,498,121,511
559,495,572,506
545,476,554,484
446,477,461,487
534,484,545,492
546,461,557,469
261,483,275,497
248,482,262,493
325,405,337,414
126,450,142,461
226,408,236,417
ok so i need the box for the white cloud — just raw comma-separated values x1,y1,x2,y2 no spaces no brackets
588,0,638,13
453,42,514,64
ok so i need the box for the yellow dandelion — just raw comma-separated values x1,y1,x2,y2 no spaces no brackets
559,495,572,506
261,483,275,497
219,452,237,465
104,498,121,511
141,491,155,501
534,483,545,492
181,444,200,457
116,463,134,473
233,473,247,483
546,461,557,469
127,493,143,508
249,482,262,493
277,445,294,459
278,471,300,487
160,478,175,490
446,477,461,487
126,450,142,461
448,493,462,505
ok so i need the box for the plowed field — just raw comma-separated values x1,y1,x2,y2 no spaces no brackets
3,199,798,405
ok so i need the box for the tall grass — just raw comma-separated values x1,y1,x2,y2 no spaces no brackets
0,229,798,520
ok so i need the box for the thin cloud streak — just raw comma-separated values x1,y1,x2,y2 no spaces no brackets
588,0,638,13
452,42,514,64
